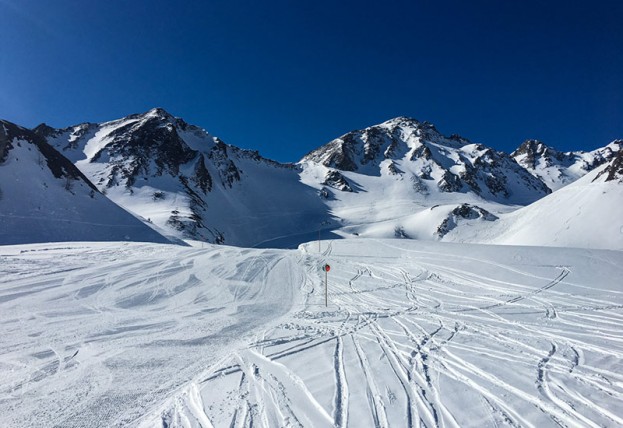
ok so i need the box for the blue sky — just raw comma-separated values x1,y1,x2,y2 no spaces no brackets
1,0,622,162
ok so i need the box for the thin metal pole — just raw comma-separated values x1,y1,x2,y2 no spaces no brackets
325,269,328,307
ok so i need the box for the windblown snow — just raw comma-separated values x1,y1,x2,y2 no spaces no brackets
1,239,622,427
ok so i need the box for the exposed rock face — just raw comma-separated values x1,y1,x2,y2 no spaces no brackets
208,140,241,188
323,170,353,192
436,204,498,238
593,144,623,183
192,154,212,193
302,117,551,204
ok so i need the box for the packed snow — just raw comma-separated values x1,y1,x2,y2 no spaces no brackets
1,239,622,427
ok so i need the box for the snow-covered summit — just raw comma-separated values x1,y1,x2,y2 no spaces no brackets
511,139,622,191
39,109,326,246
301,117,551,205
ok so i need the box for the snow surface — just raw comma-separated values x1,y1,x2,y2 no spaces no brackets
452,164,623,251
1,239,622,427
0,134,173,245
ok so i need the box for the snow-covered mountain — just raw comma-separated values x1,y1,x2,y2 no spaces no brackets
0,120,172,245
26,109,622,249
302,117,551,204
39,108,330,246
298,117,555,242
511,139,622,191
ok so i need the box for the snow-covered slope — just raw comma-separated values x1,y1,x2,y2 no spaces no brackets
2,239,621,427
0,120,173,245
39,108,330,247
512,139,622,191
450,152,623,250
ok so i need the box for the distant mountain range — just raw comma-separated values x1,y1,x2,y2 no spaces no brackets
511,138,621,191
1,109,621,249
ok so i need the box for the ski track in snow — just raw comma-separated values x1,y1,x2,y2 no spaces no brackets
1,240,622,427
137,240,622,428
0,243,301,427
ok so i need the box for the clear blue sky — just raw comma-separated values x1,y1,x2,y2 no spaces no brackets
1,0,622,162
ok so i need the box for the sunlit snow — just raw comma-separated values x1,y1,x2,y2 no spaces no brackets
1,239,621,427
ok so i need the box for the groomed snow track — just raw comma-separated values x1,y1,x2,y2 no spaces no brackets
139,240,623,428
1,239,622,427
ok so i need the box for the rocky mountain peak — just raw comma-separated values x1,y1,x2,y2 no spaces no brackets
511,139,560,167
36,110,296,244
513,139,544,155
512,138,623,190
31,123,58,138
146,107,173,118
301,117,551,204
301,116,446,172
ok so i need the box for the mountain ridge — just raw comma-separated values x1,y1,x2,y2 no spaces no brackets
2,108,620,249
39,108,327,246
301,116,552,205
511,138,622,191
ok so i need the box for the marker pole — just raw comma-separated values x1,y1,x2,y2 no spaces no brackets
323,264,330,307
325,269,328,307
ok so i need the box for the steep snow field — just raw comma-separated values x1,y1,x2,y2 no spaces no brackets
451,164,623,251
1,239,622,427
0,121,172,246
